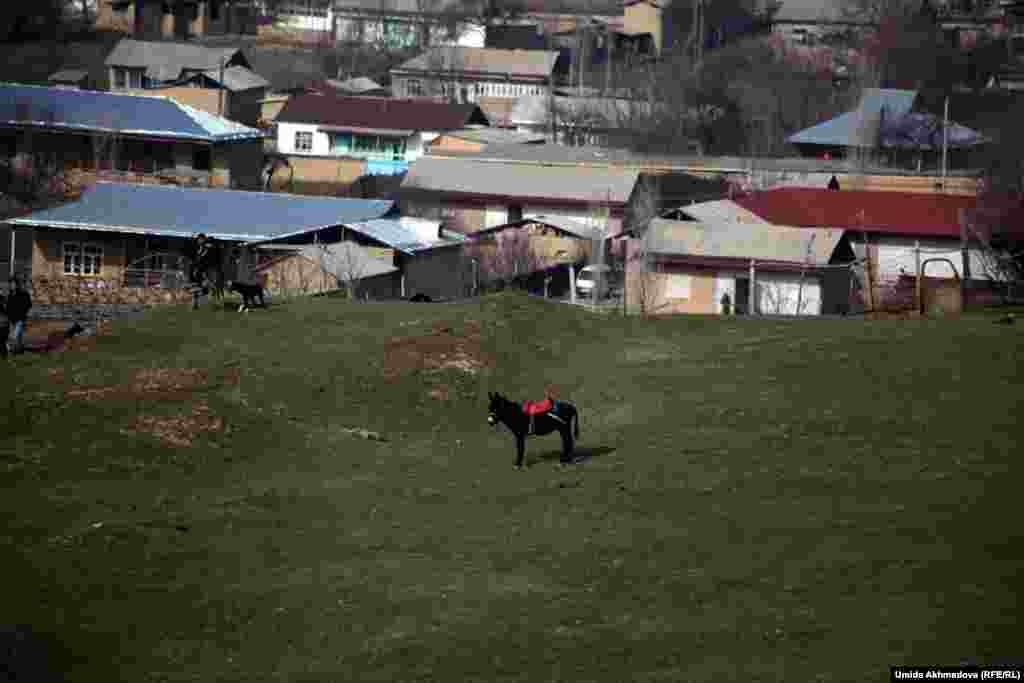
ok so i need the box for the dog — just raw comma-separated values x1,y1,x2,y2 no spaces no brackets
227,280,266,312
409,293,433,303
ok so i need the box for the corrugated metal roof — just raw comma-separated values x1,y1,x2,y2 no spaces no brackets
5,182,395,242
48,69,89,83
672,199,770,224
277,94,488,132
646,219,844,264
343,217,466,254
402,156,640,204
470,213,601,239
199,65,269,92
445,127,547,145
732,188,996,238
393,48,559,79
105,39,243,83
521,214,601,238
296,243,399,279
333,76,385,93
787,88,917,147
0,83,264,142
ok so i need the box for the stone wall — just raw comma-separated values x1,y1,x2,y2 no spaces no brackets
29,303,154,322
28,275,192,307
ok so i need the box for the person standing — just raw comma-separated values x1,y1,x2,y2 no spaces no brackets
5,277,31,354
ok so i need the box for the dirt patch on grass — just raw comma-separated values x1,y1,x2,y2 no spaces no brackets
24,319,114,354
65,367,210,401
384,319,493,381
123,399,225,448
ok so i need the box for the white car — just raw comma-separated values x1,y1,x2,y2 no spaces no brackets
575,264,615,297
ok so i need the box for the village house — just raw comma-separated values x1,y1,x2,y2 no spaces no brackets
0,83,266,191
274,94,490,178
731,187,1024,309
509,94,655,146
464,214,600,294
621,218,853,316
104,39,268,127
787,88,988,170
400,154,641,234
331,0,485,48
389,47,560,105
251,215,469,301
96,0,257,39
2,181,395,305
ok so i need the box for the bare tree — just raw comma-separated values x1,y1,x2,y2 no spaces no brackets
326,242,368,300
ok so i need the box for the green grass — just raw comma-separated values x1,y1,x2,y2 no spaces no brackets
1,293,1022,682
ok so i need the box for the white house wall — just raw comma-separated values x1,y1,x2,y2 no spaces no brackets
276,121,329,156
756,274,823,315
874,235,975,280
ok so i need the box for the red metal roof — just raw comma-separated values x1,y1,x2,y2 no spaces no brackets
732,188,983,238
277,94,489,133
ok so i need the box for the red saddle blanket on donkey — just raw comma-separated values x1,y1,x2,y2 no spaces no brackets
522,398,554,415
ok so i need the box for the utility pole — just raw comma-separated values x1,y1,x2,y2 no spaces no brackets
941,95,949,188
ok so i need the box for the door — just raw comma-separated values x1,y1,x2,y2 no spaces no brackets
734,278,750,314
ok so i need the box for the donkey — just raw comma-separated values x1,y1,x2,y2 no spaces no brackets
487,391,580,469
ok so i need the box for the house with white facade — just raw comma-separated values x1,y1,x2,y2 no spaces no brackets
390,47,559,104
275,94,489,176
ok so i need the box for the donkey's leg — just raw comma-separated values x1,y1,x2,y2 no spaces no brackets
515,435,526,469
559,427,573,464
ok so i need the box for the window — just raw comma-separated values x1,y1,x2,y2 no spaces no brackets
193,146,212,171
332,132,352,155
664,273,691,299
294,130,313,152
210,0,221,20
63,242,103,276
114,68,127,89
128,69,143,89
406,79,423,97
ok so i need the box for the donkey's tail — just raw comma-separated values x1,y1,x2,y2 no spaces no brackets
574,407,580,439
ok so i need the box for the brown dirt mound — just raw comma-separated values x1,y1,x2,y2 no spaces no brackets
384,319,492,382
123,399,224,448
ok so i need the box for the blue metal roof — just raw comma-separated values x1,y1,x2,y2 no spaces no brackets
344,217,465,254
5,182,395,242
787,88,918,147
0,83,264,142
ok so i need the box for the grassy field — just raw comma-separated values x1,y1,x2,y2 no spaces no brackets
1,293,1021,682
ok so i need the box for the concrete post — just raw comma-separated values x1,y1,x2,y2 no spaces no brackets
915,240,922,314
569,264,576,304
748,259,756,315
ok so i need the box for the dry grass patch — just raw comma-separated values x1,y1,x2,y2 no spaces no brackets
64,367,210,401
123,399,224,448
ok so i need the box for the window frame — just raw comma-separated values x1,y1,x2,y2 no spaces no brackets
114,67,127,89
63,241,104,277
406,79,423,97
294,130,313,153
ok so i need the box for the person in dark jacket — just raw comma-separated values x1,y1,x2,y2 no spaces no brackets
6,277,32,354
827,175,841,191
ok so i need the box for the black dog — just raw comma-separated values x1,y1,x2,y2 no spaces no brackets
228,281,265,312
